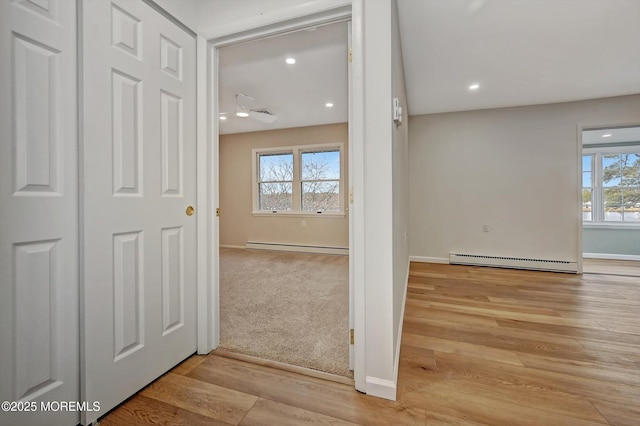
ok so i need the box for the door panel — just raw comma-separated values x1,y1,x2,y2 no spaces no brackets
0,1,79,425
81,1,197,424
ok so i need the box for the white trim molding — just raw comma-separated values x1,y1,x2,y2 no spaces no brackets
409,255,449,264
365,376,397,401
393,259,410,391
583,253,640,261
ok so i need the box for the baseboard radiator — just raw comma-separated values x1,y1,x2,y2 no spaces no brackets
246,241,348,256
449,253,578,273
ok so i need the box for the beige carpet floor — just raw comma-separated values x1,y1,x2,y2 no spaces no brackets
219,247,352,378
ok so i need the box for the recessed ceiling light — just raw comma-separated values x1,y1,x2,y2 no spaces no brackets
602,134,612,138
285,57,296,65
325,102,334,108
468,83,480,90
236,111,249,118
219,115,227,120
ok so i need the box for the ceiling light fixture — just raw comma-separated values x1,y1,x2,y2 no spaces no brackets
468,83,480,90
325,102,334,108
235,93,251,117
285,57,296,65
602,134,612,138
219,115,227,120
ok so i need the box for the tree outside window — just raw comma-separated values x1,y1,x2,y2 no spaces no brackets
254,144,343,214
583,149,640,223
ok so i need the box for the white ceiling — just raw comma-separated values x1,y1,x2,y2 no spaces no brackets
398,0,640,115
216,0,640,134
218,21,348,135
583,126,640,145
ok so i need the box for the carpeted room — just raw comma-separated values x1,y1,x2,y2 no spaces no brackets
216,22,352,378
217,120,351,378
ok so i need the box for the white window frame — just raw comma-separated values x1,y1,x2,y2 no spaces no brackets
583,144,640,227
251,142,345,217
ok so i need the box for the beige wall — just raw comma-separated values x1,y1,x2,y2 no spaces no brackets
409,94,640,262
219,123,349,248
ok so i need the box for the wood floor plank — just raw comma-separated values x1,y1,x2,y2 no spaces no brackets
170,354,207,376
400,378,607,426
402,332,525,366
592,400,640,426
398,353,609,424
239,398,360,426
99,395,234,426
140,373,258,425
187,355,428,426
517,353,640,387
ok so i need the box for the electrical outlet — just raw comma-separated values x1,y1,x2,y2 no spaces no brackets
301,220,307,228
482,225,490,233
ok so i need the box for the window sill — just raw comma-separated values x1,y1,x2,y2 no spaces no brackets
583,222,640,230
251,211,347,218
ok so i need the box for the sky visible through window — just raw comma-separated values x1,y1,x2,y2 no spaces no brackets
302,150,340,181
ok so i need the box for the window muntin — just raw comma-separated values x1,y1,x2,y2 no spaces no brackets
583,148,640,223
253,144,343,215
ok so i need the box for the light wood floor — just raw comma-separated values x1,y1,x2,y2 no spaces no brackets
101,263,640,425
583,258,640,277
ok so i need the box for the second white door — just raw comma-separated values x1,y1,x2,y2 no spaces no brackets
81,1,197,424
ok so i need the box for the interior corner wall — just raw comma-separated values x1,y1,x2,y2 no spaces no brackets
219,123,349,248
390,0,409,371
408,94,640,263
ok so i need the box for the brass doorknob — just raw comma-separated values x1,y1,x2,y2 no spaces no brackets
185,206,194,216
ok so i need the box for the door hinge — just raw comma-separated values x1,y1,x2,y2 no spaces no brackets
350,328,354,345
348,47,352,63
349,188,354,204
216,208,220,217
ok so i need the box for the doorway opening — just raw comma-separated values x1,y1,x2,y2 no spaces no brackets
214,20,353,379
581,125,640,276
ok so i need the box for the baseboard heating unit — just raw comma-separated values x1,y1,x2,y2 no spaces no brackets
449,253,577,273
246,241,348,256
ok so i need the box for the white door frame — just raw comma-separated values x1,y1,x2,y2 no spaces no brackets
199,4,366,392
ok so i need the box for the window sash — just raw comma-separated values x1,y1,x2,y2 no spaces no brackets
582,147,640,224
252,143,344,215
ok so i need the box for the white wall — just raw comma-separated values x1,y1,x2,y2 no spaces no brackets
584,227,640,257
363,0,394,399
361,0,408,401
390,0,409,381
409,94,640,263
196,0,351,38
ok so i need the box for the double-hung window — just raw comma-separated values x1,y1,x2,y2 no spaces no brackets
253,143,344,215
583,147,640,223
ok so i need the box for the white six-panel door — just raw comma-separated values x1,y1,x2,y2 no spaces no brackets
81,1,197,423
0,1,79,426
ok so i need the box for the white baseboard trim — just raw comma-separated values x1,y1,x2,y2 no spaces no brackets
393,259,410,392
220,244,246,250
583,253,640,261
409,255,449,264
365,376,396,401
246,241,349,255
